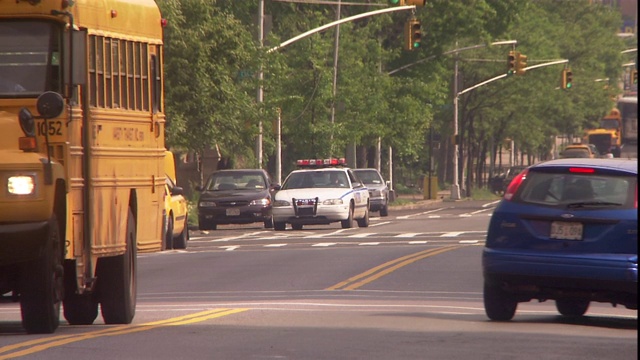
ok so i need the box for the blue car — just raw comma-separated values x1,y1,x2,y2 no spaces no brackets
482,158,637,321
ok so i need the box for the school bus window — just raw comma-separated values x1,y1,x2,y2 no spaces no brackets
112,39,120,108
155,46,163,112
105,38,112,108
151,54,158,113
89,36,96,107
0,21,62,96
120,39,128,109
134,42,141,110
142,44,149,111
128,41,134,110
96,36,104,108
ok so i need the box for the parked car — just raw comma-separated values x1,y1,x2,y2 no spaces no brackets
272,158,370,230
352,168,390,216
482,158,637,321
488,165,528,195
163,151,189,250
197,169,277,230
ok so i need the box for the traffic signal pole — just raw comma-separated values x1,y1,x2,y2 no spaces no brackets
452,58,568,199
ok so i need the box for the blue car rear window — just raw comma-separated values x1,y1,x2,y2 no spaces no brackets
514,171,636,209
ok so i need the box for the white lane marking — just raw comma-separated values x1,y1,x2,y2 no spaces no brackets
470,208,493,215
428,215,441,218
459,214,472,217
220,246,240,251
208,231,267,242
394,233,420,238
459,240,479,244
264,244,288,247
483,200,500,207
358,242,381,246
369,221,391,227
409,241,429,245
441,232,463,237
396,207,447,219
349,233,374,238
305,229,350,238
312,243,337,247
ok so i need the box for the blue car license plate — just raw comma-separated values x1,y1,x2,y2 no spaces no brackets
550,221,583,240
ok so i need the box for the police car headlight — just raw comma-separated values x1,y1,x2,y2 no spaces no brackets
322,199,343,205
8,175,35,195
199,201,217,207
250,198,270,206
273,199,291,207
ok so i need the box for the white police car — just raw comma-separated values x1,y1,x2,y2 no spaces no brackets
272,158,370,231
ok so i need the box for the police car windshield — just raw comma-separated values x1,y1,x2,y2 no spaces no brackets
282,170,348,190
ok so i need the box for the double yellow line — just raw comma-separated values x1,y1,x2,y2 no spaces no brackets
0,308,248,359
326,245,465,290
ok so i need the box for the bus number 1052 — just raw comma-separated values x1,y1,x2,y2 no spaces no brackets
36,120,64,137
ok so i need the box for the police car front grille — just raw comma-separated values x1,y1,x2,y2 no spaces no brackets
293,197,318,216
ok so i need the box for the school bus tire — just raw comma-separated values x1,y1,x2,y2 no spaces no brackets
62,261,98,325
97,208,137,324
19,214,64,334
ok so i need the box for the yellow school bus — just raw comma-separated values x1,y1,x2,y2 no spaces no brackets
0,0,165,333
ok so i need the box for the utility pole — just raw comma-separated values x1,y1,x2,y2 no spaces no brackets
276,107,282,184
330,0,341,157
451,42,461,200
256,0,265,168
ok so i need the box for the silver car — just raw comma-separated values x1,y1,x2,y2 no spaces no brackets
353,168,390,217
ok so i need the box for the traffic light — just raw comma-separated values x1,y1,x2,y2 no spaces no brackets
388,0,405,5
507,51,517,75
515,52,527,76
404,19,421,51
632,69,638,86
561,68,573,89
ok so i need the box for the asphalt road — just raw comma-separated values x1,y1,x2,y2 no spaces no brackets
1,200,636,360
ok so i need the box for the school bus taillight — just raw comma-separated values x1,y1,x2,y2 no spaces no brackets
18,137,37,152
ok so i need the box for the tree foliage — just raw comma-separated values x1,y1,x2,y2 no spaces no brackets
158,0,630,186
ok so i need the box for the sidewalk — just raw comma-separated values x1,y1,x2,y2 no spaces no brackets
389,189,452,210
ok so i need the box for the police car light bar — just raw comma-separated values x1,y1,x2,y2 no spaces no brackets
296,158,346,168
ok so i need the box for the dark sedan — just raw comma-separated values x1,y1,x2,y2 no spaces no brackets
197,169,278,230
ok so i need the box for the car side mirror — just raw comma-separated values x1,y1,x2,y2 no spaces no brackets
352,181,363,188
385,180,391,188
195,185,203,192
172,186,184,196
272,184,281,191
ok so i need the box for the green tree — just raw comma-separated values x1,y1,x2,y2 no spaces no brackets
159,0,261,164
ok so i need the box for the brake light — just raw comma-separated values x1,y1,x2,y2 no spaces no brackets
569,167,595,173
503,169,528,201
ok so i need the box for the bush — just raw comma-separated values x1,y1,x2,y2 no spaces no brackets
394,183,422,195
